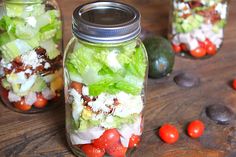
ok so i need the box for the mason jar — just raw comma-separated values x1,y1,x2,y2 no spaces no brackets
64,2,148,157
0,0,63,113
169,0,229,58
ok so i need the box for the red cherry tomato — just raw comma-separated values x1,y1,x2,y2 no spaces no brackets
71,81,83,94
198,41,206,49
232,79,236,90
172,44,181,53
81,144,105,157
187,120,205,138
190,47,206,58
106,142,127,157
180,43,188,52
204,38,212,47
158,124,179,144
34,94,48,108
14,98,32,111
206,44,217,55
93,129,120,149
128,135,141,148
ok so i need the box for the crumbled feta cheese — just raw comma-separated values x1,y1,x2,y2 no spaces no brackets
113,92,143,117
8,91,21,102
25,16,37,27
91,113,104,121
107,50,122,71
44,62,51,69
178,33,191,44
25,92,37,105
186,38,199,51
0,58,12,69
21,50,44,69
191,29,206,42
87,93,114,113
82,86,89,96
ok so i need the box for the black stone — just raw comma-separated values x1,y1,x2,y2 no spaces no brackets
174,73,200,88
206,105,235,125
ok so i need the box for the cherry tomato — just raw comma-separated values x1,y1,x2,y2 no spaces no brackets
128,135,141,148
198,41,206,49
187,120,205,138
81,144,105,157
204,38,212,47
206,44,217,55
34,94,48,108
180,43,188,52
93,129,120,149
106,142,127,157
172,44,181,53
232,79,236,90
14,98,32,111
71,81,83,94
190,47,206,58
158,124,179,144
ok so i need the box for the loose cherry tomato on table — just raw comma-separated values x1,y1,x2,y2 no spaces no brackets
206,44,217,55
232,79,236,90
106,142,127,157
158,124,179,144
187,120,205,138
128,135,141,148
14,98,32,111
70,81,83,94
34,94,48,108
81,144,105,157
93,129,120,149
190,47,206,58
172,44,181,53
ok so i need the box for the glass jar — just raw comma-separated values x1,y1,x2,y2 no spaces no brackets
169,0,229,58
0,0,63,113
64,2,148,157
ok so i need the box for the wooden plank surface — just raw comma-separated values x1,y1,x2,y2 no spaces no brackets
0,0,236,156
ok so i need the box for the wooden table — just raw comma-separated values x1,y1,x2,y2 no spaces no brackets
0,0,236,156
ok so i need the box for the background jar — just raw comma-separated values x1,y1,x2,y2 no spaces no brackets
0,0,63,113
169,0,229,59
64,2,148,157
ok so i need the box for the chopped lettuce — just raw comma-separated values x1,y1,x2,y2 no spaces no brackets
0,39,32,62
66,41,147,96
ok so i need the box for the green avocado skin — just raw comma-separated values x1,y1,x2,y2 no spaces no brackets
143,36,175,79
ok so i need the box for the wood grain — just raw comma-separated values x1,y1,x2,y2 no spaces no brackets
0,0,236,156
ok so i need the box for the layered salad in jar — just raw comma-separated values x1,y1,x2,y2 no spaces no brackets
65,39,147,157
0,1,63,112
170,0,228,58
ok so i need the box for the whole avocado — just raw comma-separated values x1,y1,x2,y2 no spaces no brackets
143,36,175,78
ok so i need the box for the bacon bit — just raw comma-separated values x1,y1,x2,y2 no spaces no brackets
182,13,191,19
188,1,203,9
83,95,91,103
113,98,119,106
35,47,46,55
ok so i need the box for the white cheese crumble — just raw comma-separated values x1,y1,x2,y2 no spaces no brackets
8,91,21,102
107,50,122,71
87,93,114,113
44,62,51,69
0,58,12,69
101,115,114,129
21,50,44,69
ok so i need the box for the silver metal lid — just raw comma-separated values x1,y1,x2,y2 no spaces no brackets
72,1,141,43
